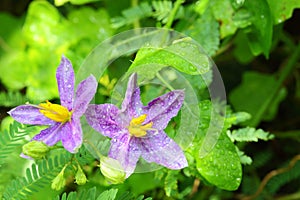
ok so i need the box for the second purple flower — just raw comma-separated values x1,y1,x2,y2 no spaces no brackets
85,73,188,177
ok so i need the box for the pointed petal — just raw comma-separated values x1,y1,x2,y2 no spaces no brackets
73,75,98,117
61,118,83,153
140,130,188,169
56,56,75,110
109,133,141,177
143,90,184,130
8,105,54,125
85,104,123,138
33,123,61,146
121,73,143,117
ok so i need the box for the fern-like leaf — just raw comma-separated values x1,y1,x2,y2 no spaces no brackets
227,127,274,142
0,121,28,165
0,91,29,107
3,153,71,200
111,2,152,28
54,187,118,200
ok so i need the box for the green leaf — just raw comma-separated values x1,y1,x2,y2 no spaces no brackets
22,1,69,48
243,0,273,57
267,0,300,24
196,131,242,191
111,2,152,28
55,0,101,6
127,37,211,80
96,188,118,200
229,71,286,126
211,0,237,38
236,148,252,165
227,127,274,142
185,10,220,56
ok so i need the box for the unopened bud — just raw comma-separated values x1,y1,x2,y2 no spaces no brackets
22,141,49,159
51,170,66,191
75,165,87,185
99,157,126,184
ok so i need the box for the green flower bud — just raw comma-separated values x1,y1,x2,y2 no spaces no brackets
51,170,66,191
99,157,126,184
22,141,49,159
75,165,87,185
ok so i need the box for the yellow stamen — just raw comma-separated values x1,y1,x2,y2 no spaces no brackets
128,114,154,137
39,100,72,123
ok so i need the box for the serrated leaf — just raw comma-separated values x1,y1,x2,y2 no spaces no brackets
227,127,274,142
237,149,253,165
185,10,220,56
196,132,242,191
211,0,237,38
127,37,211,80
267,0,300,24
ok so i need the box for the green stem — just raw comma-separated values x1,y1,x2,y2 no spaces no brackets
250,44,300,127
156,72,176,91
83,140,104,160
164,0,184,29
131,0,140,28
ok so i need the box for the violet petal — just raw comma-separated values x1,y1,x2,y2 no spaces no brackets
56,56,75,110
85,104,123,138
73,75,98,117
140,130,188,169
143,90,184,130
61,118,83,153
33,123,62,146
109,133,141,177
121,73,143,117
8,105,54,125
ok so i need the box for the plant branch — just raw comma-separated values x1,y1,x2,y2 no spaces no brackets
164,0,184,29
240,154,300,200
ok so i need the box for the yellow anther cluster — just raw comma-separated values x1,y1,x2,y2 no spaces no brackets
39,101,72,123
128,114,153,137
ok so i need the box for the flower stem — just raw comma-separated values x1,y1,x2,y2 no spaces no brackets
164,0,185,29
83,139,104,160
155,72,176,91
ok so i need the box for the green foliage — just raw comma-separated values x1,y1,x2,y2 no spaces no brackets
196,131,242,191
54,187,117,200
267,0,300,24
0,92,30,107
229,71,286,127
0,121,28,165
227,127,274,142
3,153,71,200
1,0,300,199
127,37,211,80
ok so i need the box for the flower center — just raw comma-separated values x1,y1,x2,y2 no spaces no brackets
128,114,153,137
39,100,72,123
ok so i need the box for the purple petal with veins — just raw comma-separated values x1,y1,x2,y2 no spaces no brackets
56,56,75,111
33,123,62,146
143,90,184,130
85,104,123,138
61,118,82,153
73,75,98,117
8,105,54,126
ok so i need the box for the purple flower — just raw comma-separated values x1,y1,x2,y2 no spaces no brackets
85,73,188,177
8,56,98,153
